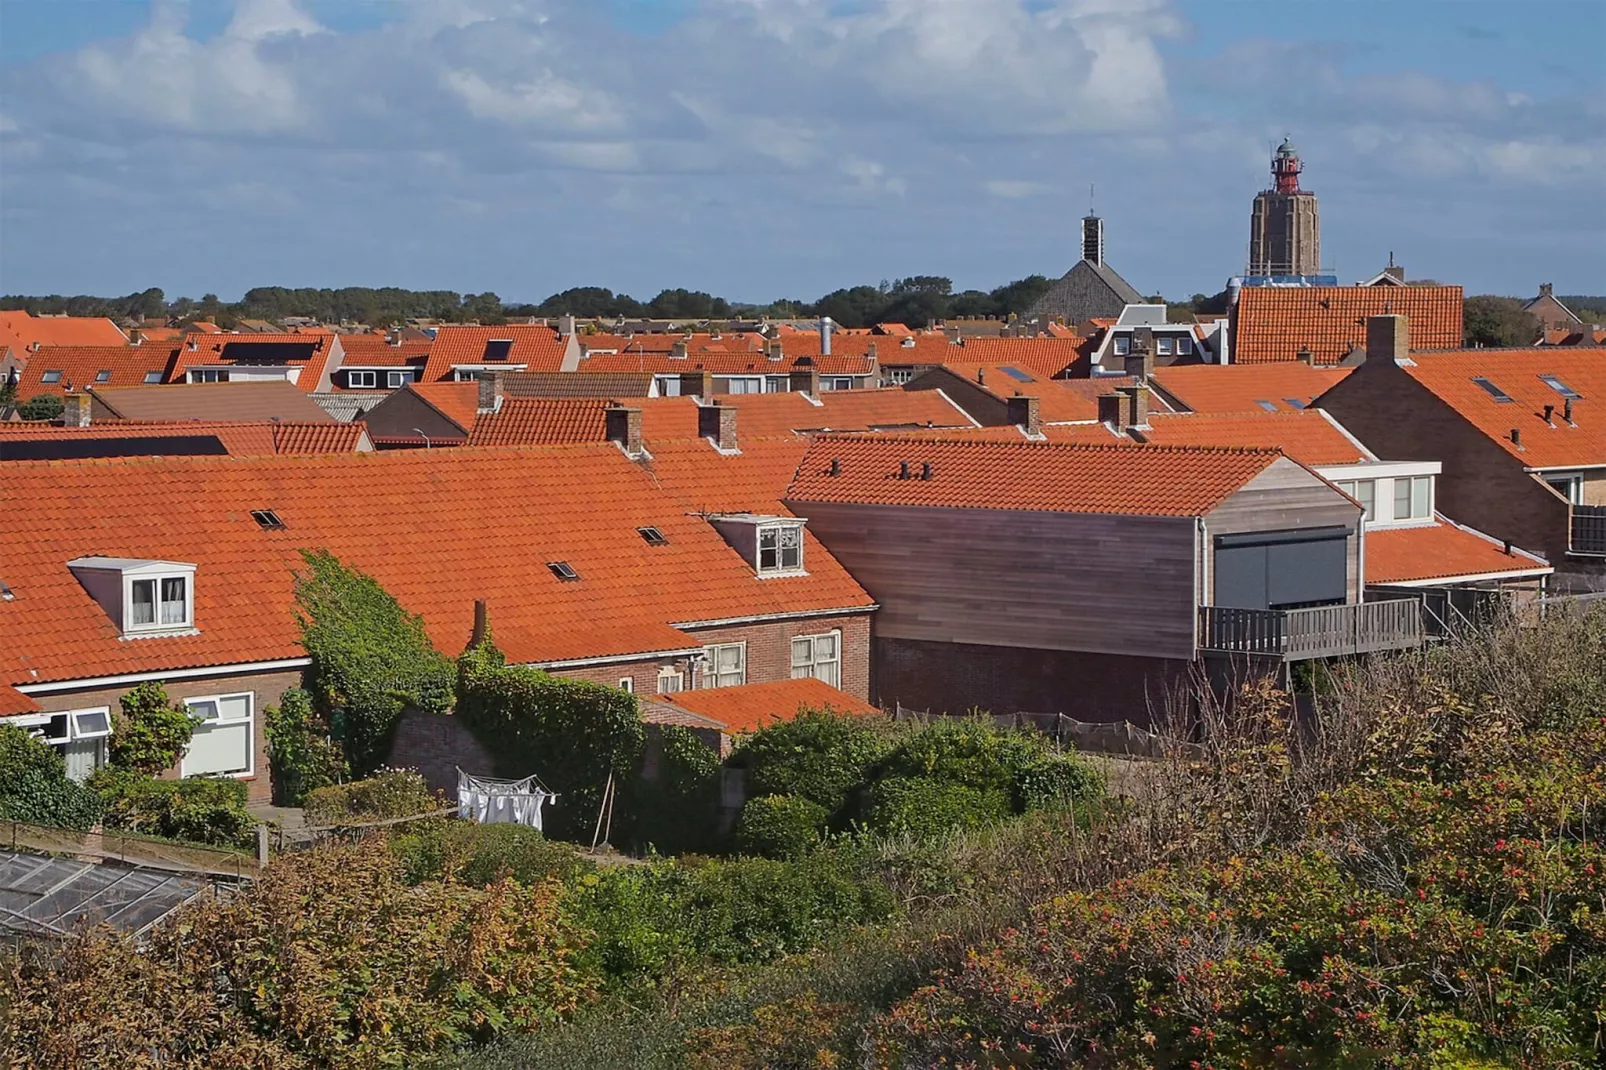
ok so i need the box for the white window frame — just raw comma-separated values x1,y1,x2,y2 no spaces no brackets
823,377,854,391
1335,479,1375,521
790,631,842,689
1177,336,1194,355
17,707,112,782
617,677,634,693
181,692,255,779
348,370,377,388
387,370,410,389
143,371,165,384
765,376,790,393
1545,473,1584,505
757,523,804,575
1156,336,1174,356
95,369,112,383
189,369,230,383
700,642,747,689
887,368,914,385
1112,335,1130,356
725,376,763,395
126,572,193,634
656,669,685,694
1392,475,1432,521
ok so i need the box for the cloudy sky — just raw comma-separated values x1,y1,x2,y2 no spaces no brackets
1,0,1601,304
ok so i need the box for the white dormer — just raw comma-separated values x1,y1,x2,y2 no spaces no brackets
707,514,807,577
68,557,198,637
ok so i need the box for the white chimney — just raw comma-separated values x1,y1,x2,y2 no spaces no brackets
819,316,833,356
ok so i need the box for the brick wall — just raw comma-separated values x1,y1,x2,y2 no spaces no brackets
387,708,495,795
24,668,304,802
874,637,1188,727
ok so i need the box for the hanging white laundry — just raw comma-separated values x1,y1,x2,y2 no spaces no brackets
455,769,555,831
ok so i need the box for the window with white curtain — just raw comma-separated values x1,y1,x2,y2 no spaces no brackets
21,708,110,783
701,644,746,688
182,693,254,777
656,669,685,694
790,631,841,688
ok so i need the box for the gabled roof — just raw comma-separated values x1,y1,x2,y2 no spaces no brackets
0,311,128,352
1025,259,1147,323
786,436,1285,517
420,325,567,382
0,421,366,458
631,390,975,441
467,399,610,447
334,334,433,368
7,345,180,396
1151,363,1354,414
643,437,813,514
409,382,480,434
89,381,335,423
1233,286,1463,365
651,677,879,735
1365,517,1551,585
169,331,339,392
503,371,655,398
0,447,873,690
1394,349,1606,469
948,337,1090,377
1128,410,1372,467
576,349,876,377
919,365,1156,423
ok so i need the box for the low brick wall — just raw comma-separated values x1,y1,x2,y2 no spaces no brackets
386,708,495,796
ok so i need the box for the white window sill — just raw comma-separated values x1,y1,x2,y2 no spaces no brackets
120,627,201,641
756,569,809,580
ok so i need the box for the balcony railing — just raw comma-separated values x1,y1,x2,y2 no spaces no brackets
1199,599,1423,660
1570,505,1606,557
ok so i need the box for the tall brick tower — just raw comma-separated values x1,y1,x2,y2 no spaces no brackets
1247,138,1321,277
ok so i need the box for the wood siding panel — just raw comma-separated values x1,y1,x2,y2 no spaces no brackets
1204,458,1364,602
790,501,1200,661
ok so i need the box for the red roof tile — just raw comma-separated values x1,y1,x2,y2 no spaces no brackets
0,311,129,352
410,382,481,434
0,421,364,456
1132,410,1371,467
950,337,1087,377
653,677,879,735
576,349,875,377
9,345,180,396
335,334,434,368
168,332,339,392
468,399,610,447
1151,363,1354,414
420,325,567,382
631,390,973,442
786,436,1284,517
928,365,1153,423
1233,286,1463,365
1365,519,1551,585
0,447,873,691
0,684,40,716
642,437,813,514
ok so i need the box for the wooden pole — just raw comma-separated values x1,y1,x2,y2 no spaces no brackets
590,771,614,852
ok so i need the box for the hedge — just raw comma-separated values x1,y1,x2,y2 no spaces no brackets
858,776,1011,839
728,710,890,821
734,794,828,859
391,821,596,888
303,767,437,827
0,725,103,831
89,769,256,849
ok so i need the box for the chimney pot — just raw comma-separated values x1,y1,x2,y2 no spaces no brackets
829,458,840,477
819,316,833,356
920,461,933,481
898,460,910,480
470,599,489,647
1510,428,1521,447
1565,397,1575,424
1544,404,1555,425
976,368,985,385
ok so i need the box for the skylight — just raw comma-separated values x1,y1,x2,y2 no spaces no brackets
1539,374,1581,400
1471,377,1514,403
41,371,62,384
483,339,514,361
95,370,112,382
250,509,286,531
547,561,580,581
1255,400,1279,412
637,526,669,546
1284,398,1308,409
998,366,1035,383
143,371,164,384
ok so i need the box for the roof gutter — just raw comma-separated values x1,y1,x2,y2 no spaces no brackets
14,656,313,696
532,646,703,670
672,604,878,630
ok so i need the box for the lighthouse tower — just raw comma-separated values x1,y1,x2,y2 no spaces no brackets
1247,138,1322,278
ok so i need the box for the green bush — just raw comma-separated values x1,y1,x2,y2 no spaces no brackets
633,725,723,854
294,549,455,776
16,393,64,421
302,767,437,826
264,687,347,806
456,640,644,842
107,681,194,776
90,769,255,848
873,717,1100,814
0,725,103,831
734,794,828,859
858,776,1010,839
730,710,890,820
391,820,595,887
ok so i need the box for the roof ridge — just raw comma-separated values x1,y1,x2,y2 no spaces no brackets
807,432,1284,456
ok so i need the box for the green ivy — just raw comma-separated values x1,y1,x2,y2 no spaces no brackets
734,794,828,859
294,549,454,776
0,725,103,831
456,640,645,842
264,687,347,806
107,682,194,776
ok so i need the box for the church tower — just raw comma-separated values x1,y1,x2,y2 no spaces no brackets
1247,138,1321,278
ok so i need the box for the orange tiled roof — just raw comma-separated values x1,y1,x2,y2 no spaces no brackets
0,311,129,352
1365,518,1551,585
951,337,1087,377
0,684,39,716
9,345,180,396
576,349,876,377
0,447,873,690
1397,349,1606,469
1233,286,1463,365
0,421,364,456
631,390,974,442
1151,363,1354,414
579,332,759,355
335,334,434,368
1132,410,1371,467
933,364,1151,423
652,677,879,735
420,325,567,382
468,399,610,447
786,436,1283,517
169,332,339,392
410,382,481,434
643,436,813,515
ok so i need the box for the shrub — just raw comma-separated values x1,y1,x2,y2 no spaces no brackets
730,710,890,820
633,725,723,854
264,687,347,806
294,549,455,776
872,716,1100,815
734,794,827,859
303,767,436,827
16,393,64,421
858,776,1010,839
107,681,194,776
456,640,644,842
391,820,595,888
90,769,256,849
0,724,103,831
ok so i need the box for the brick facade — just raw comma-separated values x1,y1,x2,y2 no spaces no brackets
387,708,495,795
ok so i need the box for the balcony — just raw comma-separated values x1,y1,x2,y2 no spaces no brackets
1198,599,1422,661
1569,505,1606,557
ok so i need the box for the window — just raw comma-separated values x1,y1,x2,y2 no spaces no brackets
887,369,914,385
1471,376,1513,403
1177,336,1194,355
637,526,669,546
758,524,803,573
190,369,230,383
701,643,746,688
129,575,190,630
656,376,682,396
1539,374,1581,400
726,377,762,394
251,509,286,530
998,366,1035,383
1546,474,1584,504
1393,476,1431,520
824,377,854,391
95,369,112,383
387,370,408,388
1156,337,1173,356
1113,336,1130,356
1284,397,1308,409
790,631,841,688
547,561,580,581
454,369,483,382
483,339,514,361
765,376,789,393
41,370,62,384
617,677,634,693
348,370,377,388
656,669,685,694
22,707,111,782
143,371,164,384
182,693,253,777
1255,399,1279,412
1335,479,1374,519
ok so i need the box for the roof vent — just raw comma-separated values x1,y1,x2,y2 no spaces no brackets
897,460,911,480
1565,397,1575,424
1510,428,1521,447
828,458,840,477
1544,404,1555,426
920,462,933,481
547,561,580,581
250,509,286,530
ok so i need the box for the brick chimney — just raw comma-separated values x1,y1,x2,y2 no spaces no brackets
698,400,738,451
1365,314,1410,365
1539,283,1553,298
765,338,784,361
1297,346,1316,366
1124,328,1155,380
679,371,715,401
605,404,644,458
1098,392,1124,429
558,314,576,337
1117,383,1151,430
476,371,504,413
1006,395,1040,436
670,340,688,360
788,368,820,396
61,392,92,428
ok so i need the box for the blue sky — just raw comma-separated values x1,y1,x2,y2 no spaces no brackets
2,0,1601,305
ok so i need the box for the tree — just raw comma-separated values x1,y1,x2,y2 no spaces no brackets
1463,294,1539,347
107,682,195,776
17,394,64,421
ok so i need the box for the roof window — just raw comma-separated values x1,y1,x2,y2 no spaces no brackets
41,370,63,384
758,523,803,574
1284,398,1307,409
1255,399,1279,412
250,509,286,531
998,366,1035,383
547,561,580,581
143,371,164,384
1539,374,1581,400
95,369,112,383
483,339,514,361
637,526,669,546
1471,377,1514,403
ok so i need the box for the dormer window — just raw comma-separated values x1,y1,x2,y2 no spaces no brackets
758,524,802,573
1112,336,1130,356
68,557,197,637
131,576,189,628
